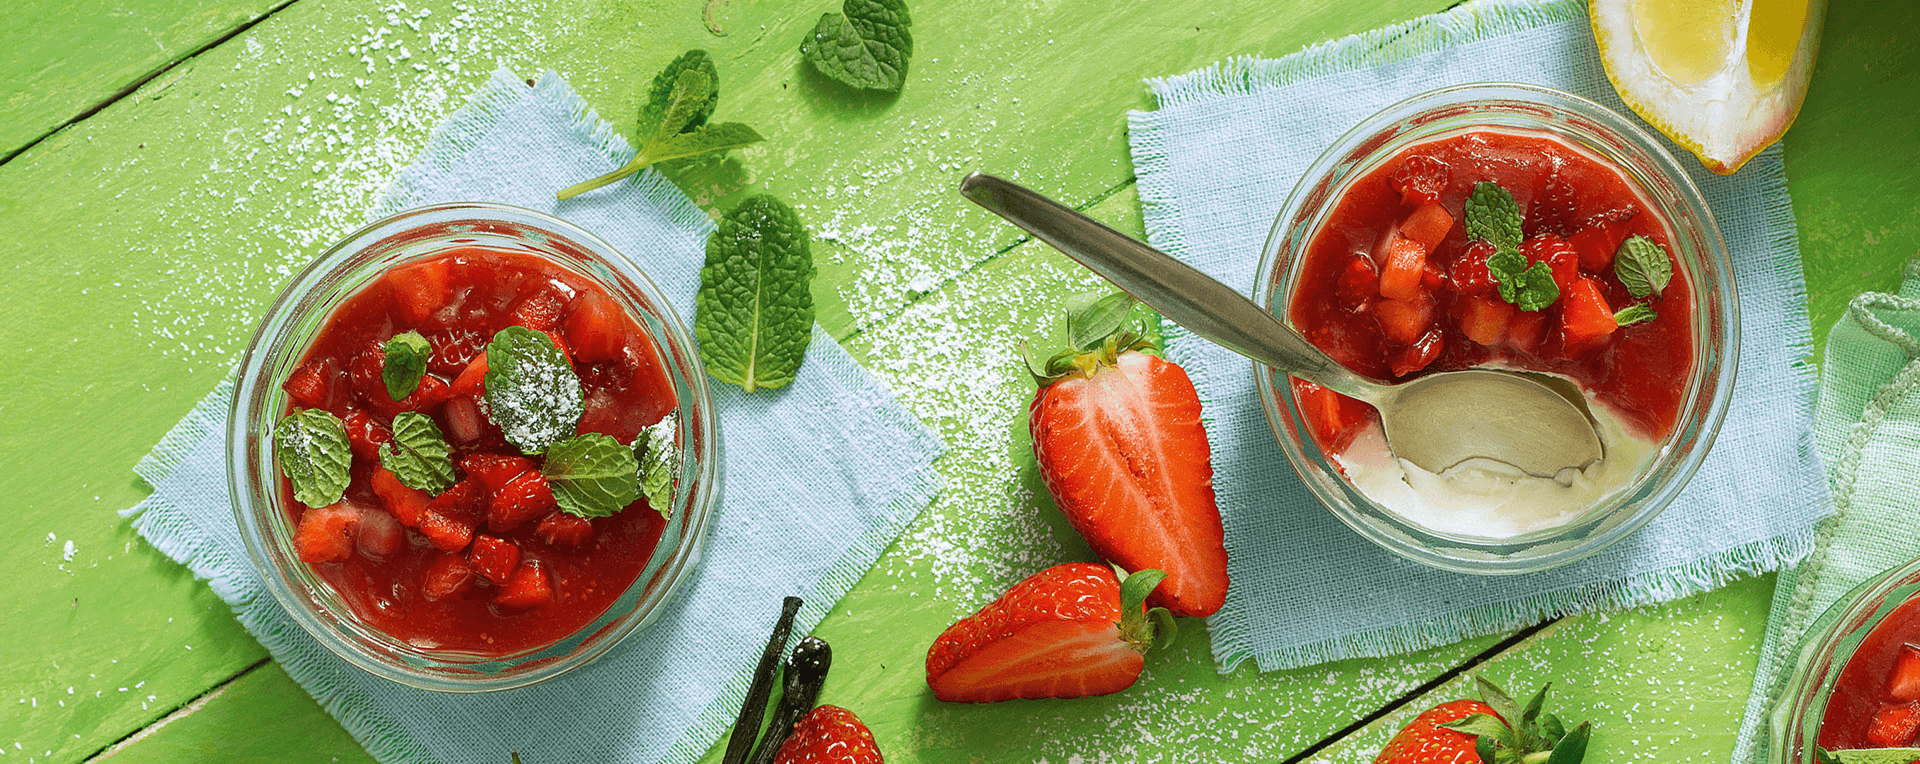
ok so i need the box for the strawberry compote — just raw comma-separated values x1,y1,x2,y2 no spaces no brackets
279,247,676,655
1820,597,1920,750
1290,129,1694,456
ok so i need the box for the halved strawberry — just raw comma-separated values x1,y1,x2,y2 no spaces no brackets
1295,380,1373,454
1459,295,1515,347
535,512,595,547
418,510,475,553
468,535,521,584
1399,203,1454,250
1890,644,1920,701
927,563,1171,702
563,291,634,364
354,506,403,559
459,453,534,494
1869,702,1920,747
488,471,557,533
1373,295,1435,345
1030,335,1227,618
1335,253,1380,307
421,553,475,602
293,503,359,563
386,258,453,325
1390,328,1443,377
1560,277,1618,351
343,409,393,463
1388,154,1449,207
370,467,431,527
771,705,883,764
494,561,554,608
284,358,340,411
1377,235,1429,302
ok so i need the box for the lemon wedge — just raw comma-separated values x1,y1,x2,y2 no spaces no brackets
1591,0,1826,174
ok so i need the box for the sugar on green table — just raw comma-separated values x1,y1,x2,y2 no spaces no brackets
2,0,1916,762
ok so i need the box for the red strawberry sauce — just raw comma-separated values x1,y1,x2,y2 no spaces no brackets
1288,129,1694,454
1820,596,1920,749
281,246,675,655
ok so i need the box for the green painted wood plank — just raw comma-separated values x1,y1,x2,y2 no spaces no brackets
92,663,365,764
0,0,292,159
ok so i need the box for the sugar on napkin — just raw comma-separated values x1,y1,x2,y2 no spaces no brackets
1731,260,1920,764
1126,0,1830,672
124,69,943,764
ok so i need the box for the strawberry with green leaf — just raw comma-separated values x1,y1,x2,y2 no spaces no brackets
1376,676,1591,764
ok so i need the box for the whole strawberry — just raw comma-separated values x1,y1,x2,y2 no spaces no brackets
926,562,1175,702
1376,677,1591,764
771,705,882,764
1027,294,1228,618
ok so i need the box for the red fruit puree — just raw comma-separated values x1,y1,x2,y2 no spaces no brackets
1288,129,1694,454
1821,596,1920,750
280,247,676,655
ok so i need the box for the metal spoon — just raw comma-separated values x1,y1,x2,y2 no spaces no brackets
959,172,1603,478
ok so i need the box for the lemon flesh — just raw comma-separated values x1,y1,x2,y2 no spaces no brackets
1592,0,1825,174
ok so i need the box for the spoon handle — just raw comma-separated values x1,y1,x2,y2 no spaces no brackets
959,172,1380,400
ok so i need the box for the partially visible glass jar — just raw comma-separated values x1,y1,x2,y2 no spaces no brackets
1772,558,1920,763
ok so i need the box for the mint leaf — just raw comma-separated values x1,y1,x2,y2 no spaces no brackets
1486,247,1529,304
633,413,678,520
483,326,585,455
558,55,766,200
382,330,431,401
275,408,351,508
1465,182,1523,250
1512,263,1560,312
1614,304,1658,326
543,433,641,519
1066,292,1136,351
695,194,816,392
380,412,456,494
1613,235,1673,298
801,0,912,92
638,49,718,139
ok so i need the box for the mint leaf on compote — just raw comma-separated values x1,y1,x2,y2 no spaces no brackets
1613,235,1673,298
275,408,351,508
1465,182,1523,250
633,413,678,520
1511,263,1560,313
382,330,431,401
695,194,816,393
801,0,913,93
380,411,456,494
543,433,641,518
1613,304,1658,326
483,326,585,455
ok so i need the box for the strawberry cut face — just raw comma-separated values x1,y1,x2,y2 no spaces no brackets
926,562,1147,703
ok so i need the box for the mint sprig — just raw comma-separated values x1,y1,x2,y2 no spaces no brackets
275,408,352,508
380,411,456,494
483,326,585,455
633,413,678,520
1469,182,1559,313
382,330,431,401
1613,235,1673,298
557,50,766,200
695,195,816,393
543,433,641,519
801,0,913,93
1613,304,1658,326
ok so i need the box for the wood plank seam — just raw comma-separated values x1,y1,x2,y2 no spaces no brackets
81,657,271,763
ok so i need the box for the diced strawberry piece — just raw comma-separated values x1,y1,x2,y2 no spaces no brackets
1570,226,1616,272
293,503,359,563
442,396,486,445
343,409,392,463
1377,235,1429,302
386,258,453,325
1334,254,1379,307
1528,174,1580,236
1506,310,1550,352
563,291,634,364
507,288,570,332
1560,277,1619,350
1891,644,1920,701
1373,295,1435,345
1420,261,1448,292
535,512,595,547
577,340,680,438
1399,203,1454,250
1294,380,1372,455
426,478,486,521
1523,235,1580,294
372,374,454,418
421,553,475,602
354,506,403,559
1459,295,1515,347
494,561,554,609
418,510,475,553
459,453,534,494
370,467,432,527
1450,241,1498,296
349,344,386,405
449,354,489,399
284,358,339,410
1390,328,1444,377
542,329,572,364
424,327,488,377
488,471,557,533
1869,702,1920,747
467,535,522,584
1388,155,1449,207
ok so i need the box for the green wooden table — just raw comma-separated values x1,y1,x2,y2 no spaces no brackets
3,0,1916,761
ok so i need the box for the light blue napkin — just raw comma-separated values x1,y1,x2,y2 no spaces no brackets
124,69,944,764
1126,0,1830,672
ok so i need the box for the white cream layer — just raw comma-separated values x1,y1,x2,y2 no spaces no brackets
1334,397,1662,539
